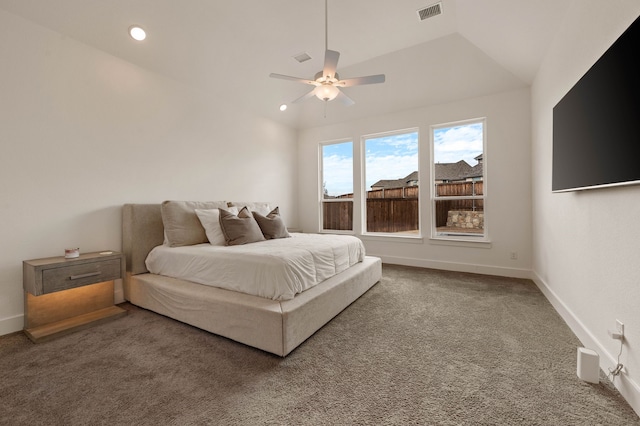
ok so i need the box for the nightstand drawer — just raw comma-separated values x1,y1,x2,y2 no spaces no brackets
42,259,121,294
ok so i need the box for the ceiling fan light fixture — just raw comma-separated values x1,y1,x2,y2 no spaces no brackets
268,0,384,108
315,84,340,102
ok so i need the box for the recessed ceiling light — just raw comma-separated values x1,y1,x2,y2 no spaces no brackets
129,26,146,41
279,104,288,111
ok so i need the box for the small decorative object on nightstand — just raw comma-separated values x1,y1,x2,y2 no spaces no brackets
23,251,127,343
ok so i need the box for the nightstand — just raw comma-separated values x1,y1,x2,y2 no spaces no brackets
23,251,127,343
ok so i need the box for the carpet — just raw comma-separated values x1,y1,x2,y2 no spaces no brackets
1,264,638,425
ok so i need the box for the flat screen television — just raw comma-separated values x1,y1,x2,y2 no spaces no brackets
552,14,640,192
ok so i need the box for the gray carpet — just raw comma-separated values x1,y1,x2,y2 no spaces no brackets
1,264,638,425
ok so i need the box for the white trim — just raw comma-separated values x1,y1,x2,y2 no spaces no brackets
532,271,640,417
0,313,24,336
361,233,423,243
319,229,354,236
374,254,531,279
429,237,492,248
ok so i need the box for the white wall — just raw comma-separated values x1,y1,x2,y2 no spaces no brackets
531,1,640,413
298,88,532,278
0,10,298,334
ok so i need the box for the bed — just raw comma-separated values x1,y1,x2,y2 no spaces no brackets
121,202,382,356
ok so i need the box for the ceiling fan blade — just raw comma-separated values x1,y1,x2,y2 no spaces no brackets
335,74,386,87
323,50,340,79
335,90,355,106
292,88,318,104
269,73,318,85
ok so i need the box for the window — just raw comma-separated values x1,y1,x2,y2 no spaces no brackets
320,140,353,232
363,130,420,235
431,119,486,239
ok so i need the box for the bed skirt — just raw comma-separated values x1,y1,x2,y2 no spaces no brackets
126,256,381,356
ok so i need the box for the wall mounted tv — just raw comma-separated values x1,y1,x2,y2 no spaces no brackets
552,14,640,192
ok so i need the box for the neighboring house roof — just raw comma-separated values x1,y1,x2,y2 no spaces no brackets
371,171,419,189
371,155,483,189
463,162,483,180
435,160,473,181
463,154,484,179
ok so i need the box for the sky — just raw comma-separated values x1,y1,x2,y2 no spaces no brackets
322,122,483,197
433,122,483,165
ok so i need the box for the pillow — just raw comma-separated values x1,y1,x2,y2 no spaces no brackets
253,207,291,240
219,206,266,246
161,200,227,247
195,207,238,246
227,201,271,216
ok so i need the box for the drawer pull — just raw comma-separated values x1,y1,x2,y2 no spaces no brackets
69,271,101,280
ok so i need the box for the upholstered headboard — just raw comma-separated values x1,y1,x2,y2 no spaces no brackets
122,201,276,275
122,204,164,275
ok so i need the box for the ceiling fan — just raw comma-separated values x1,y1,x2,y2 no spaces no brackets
269,0,385,106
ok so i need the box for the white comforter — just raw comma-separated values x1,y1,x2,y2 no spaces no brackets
145,233,365,301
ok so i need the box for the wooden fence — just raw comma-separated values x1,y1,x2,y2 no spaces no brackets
323,181,483,231
434,181,483,227
367,186,419,199
322,201,353,231
366,198,419,232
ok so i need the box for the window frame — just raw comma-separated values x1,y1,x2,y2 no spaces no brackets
430,118,488,243
319,138,355,234
361,128,421,238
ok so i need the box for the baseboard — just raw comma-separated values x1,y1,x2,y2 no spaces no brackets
373,254,532,279
0,313,24,337
532,271,640,417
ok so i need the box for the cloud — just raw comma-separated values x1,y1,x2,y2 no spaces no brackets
322,154,353,196
365,153,418,190
434,123,483,165
364,133,418,189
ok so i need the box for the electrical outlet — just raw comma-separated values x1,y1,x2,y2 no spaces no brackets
510,251,518,260
609,330,624,340
609,320,625,340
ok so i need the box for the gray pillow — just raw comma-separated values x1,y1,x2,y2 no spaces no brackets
253,207,291,240
219,207,266,246
161,200,228,247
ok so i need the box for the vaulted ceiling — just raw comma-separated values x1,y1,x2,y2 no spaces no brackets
0,0,573,129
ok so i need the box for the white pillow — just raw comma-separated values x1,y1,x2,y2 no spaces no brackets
195,207,238,246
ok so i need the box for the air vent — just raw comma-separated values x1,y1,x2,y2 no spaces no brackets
417,2,442,21
293,52,312,63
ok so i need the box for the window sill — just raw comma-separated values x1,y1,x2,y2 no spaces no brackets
360,233,424,244
429,235,492,249
319,230,355,235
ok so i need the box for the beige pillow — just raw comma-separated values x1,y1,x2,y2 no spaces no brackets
219,207,266,246
161,200,227,247
253,207,291,240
